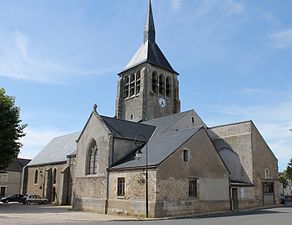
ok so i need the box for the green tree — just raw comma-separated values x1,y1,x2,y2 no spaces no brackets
279,172,288,189
287,158,292,179
0,88,26,170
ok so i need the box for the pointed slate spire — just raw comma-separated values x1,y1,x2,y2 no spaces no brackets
144,0,156,43
120,0,178,75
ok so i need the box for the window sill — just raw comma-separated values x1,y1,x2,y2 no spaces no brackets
124,94,140,100
117,196,125,199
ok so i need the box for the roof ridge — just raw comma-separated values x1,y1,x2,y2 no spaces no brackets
53,131,81,140
157,126,203,136
208,120,252,129
101,115,155,128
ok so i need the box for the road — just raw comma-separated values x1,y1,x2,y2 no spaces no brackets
0,203,291,225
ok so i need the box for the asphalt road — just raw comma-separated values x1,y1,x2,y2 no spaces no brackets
0,203,291,225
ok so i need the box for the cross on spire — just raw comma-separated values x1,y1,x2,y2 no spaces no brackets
144,0,156,43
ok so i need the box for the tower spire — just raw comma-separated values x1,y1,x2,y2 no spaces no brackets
144,0,156,43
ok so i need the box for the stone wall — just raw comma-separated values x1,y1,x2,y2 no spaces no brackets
155,128,230,217
25,163,67,204
232,186,256,209
107,169,157,217
73,111,111,212
0,171,21,196
208,122,253,183
251,123,280,205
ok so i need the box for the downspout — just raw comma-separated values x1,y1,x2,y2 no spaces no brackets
20,165,27,194
66,157,71,205
229,175,232,210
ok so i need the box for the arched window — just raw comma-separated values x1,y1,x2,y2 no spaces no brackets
130,73,135,96
124,76,129,98
152,72,158,94
166,76,171,97
87,140,98,175
159,74,165,96
264,168,270,179
53,168,57,184
34,170,38,184
136,71,141,94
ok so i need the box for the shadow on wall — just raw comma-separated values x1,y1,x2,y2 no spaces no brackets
208,134,251,184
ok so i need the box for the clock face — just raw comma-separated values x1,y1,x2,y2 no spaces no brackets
159,98,166,108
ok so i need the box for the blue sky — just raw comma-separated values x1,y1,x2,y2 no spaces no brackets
0,0,291,171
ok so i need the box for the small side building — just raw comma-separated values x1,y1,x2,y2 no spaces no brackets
23,132,80,205
0,158,30,197
208,121,280,209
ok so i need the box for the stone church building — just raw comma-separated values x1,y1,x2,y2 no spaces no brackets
23,1,280,218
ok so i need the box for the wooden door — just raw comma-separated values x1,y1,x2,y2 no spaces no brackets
232,188,239,210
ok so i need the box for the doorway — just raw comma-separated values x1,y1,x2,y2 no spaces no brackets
232,188,239,210
262,182,275,206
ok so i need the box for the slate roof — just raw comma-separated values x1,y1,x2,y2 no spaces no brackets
17,158,31,168
101,116,156,142
142,110,193,134
111,127,202,169
28,132,81,166
122,41,177,74
4,158,31,172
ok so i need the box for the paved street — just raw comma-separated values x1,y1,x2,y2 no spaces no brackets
0,203,291,225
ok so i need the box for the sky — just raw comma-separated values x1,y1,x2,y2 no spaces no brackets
0,0,291,171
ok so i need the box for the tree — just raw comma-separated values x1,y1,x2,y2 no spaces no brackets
279,172,288,189
0,88,26,170
287,158,292,179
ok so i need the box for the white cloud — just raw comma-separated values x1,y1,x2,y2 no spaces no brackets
269,29,292,49
18,127,72,159
239,88,270,95
0,31,119,84
171,0,182,12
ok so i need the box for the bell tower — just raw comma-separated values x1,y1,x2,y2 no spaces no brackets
115,0,180,122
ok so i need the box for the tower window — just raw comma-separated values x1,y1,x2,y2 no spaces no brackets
159,74,165,96
124,76,129,98
136,71,141,94
152,72,158,94
130,73,135,96
192,117,195,124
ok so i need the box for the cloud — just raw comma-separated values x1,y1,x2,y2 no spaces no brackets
194,0,243,20
0,31,119,84
182,0,245,37
239,88,270,95
171,0,182,12
18,127,73,159
269,29,292,49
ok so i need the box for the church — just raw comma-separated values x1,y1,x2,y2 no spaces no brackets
22,1,280,218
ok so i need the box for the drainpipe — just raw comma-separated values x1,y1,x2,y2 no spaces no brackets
20,166,27,194
229,175,232,210
66,157,71,205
